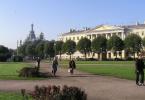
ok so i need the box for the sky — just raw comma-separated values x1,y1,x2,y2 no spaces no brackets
0,0,145,49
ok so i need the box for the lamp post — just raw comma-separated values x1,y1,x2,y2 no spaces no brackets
54,42,56,58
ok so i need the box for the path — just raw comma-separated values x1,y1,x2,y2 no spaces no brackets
0,63,145,100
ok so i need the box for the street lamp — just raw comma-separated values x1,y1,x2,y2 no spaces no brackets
54,42,56,58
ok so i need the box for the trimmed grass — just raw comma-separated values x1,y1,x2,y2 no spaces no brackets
60,61,139,80
0,92,32,100
0,62,45,80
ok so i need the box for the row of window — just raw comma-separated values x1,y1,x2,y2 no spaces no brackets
64,32,123,41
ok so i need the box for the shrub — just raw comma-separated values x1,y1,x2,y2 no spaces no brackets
18,67,39,77
12,55,23,62
22,85,87,100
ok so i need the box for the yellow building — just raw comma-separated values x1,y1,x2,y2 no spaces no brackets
58,23,145,60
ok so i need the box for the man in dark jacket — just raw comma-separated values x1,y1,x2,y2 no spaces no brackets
69,59,76,74
135,56,144,86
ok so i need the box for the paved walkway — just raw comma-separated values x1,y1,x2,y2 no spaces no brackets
0,63,145,100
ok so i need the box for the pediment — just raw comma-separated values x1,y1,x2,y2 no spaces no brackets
94,25,123,31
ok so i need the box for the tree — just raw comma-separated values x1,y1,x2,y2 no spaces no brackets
0,45,11,61
63,40,76,60
44,41,55,59
124,34,142,59
25,42,36,57
77,37,91,60
142,37,145,47
54,41,64,60
92,36,107,60
107,35,124,59
35,41,45,58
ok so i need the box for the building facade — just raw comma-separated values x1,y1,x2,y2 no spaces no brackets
58,22,145,60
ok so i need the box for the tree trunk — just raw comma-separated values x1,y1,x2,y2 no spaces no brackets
116,51,117,59
59,51,61,61
92,52,95,58
85,52,87,60
134,52,135,60
70,54,71,60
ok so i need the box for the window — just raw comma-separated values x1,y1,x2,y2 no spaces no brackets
77,37,79,40
119,52,122,56
113,52,116,56
73,37,75,40
142,31,144,36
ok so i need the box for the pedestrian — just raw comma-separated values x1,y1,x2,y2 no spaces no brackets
68,59,76,75
135,55,144,86
36,57,41,68
52,56,58,76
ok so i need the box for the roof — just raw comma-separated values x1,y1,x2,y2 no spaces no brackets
60,24,145,36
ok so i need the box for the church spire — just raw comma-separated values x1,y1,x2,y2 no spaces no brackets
31,24,34,31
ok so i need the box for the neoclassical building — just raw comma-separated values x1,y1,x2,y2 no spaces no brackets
58,22,145,60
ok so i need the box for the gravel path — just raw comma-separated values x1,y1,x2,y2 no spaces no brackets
0,63,145,100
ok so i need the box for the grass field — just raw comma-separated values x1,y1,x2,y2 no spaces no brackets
0,92,32,100
60,61,139,80
0,62,40,80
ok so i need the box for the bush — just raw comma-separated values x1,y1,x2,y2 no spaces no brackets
18,67,39,77
114,58,124,61
125,57,134,61
22,85,87,100
12,55,23,62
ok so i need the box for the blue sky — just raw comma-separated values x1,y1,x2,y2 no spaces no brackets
0,0,145,49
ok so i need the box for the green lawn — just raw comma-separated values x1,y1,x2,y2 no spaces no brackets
0,92,32,100
0,62,41,80
60,61,138,80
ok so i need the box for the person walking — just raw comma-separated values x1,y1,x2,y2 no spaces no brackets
135,55,144,86
52,57,58,76
68,59,76,75
36,57,41,72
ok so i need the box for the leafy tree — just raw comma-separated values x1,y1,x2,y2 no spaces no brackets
18,44,27,56
107,35,124,58
54,41,64,60
142,37,145,47
77,37,91,60
92,36,107,60
63,40,76,60
0,45,11,61
124,34,142,59
44,41,55,59
25,42,36,57
35,41,45,58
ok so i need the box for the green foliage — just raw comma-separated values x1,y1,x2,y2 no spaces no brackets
54,41,64,60
0,45,11,62
12,55,23,62
55,41,64,54
142,37,145,47
35,41,45,58
25,42,36,56
124,34,142,53
77,38,91,59
92,36,107,52
44,41,55,58
23,85,87,100
107,35,124,51
62,40,76,59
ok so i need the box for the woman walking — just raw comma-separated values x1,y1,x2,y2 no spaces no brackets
68,59,76,75
52,57,58,76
